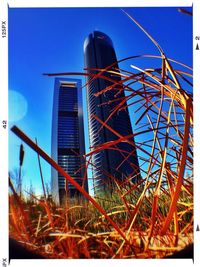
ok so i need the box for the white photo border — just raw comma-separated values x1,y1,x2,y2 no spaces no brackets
0,0,199,266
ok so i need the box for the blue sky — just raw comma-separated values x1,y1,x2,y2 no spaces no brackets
8,7,192,196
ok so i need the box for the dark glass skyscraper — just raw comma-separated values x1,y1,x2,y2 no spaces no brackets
84,31,140,194
51,78,88,205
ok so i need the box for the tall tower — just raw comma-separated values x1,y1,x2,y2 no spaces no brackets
84,31,140,194
51,78,88,205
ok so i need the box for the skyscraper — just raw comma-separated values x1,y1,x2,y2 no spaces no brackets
51,78,88,205
84,31,140,194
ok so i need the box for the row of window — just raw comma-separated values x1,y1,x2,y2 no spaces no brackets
59,105,78,112
58,135,79,140
58,117,78,122
58,144,79,149
58,177,83,188
58,122,78,128
58,155,80,159
58,160,79,163
58,160,81,165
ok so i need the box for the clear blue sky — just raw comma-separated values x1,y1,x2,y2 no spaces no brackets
8,7,192,196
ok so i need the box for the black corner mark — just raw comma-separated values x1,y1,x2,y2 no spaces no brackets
165,244,193,259
196,224,200,231
9,238,45,260
196,43,199,50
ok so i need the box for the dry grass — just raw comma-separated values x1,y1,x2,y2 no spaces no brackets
9,10,193,259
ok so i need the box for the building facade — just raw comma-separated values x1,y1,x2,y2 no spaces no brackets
51,78,88,205
84,31,140,194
